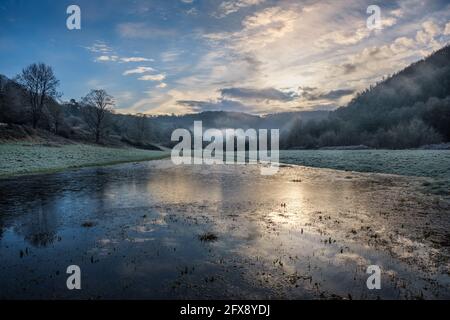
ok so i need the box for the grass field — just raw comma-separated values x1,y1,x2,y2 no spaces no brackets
280,150,450,195
0,143,170,177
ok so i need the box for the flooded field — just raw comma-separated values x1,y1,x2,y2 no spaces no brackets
0,160,449,299
280,150,450,195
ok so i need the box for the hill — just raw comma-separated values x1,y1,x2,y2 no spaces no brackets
284,45,450,149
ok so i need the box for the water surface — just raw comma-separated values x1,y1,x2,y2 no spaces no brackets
0,160,448,299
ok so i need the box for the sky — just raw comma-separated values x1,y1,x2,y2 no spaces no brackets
1,0,450,115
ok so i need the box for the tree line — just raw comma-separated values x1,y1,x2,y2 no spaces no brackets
0,63,157,146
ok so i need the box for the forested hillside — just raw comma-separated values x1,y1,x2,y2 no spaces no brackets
284,45,450,149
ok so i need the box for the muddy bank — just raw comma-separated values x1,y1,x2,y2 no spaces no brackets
0,160,448,299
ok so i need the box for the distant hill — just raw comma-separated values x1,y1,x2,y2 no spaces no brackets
141,110,329,146
285,45,450,149
147,110,329,131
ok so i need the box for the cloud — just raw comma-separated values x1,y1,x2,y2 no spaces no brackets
115,91,134,105
220,87,298,101
192,2,450,114
85,42,153,64
177,99,249,112
186,7,199,16
96,55,154,64
315,8,399,49
126,91,177,114
300,87,354,101
138,74,166,81
123,67,155,75
85,1,450,115
334,45,405,80
120,57,154,62
214,0,266,18
237,6,298,47
332,18,450,85
181,0,194,3
416,21,441,44
315,28,371,48
84,42,112,53
445,22,450,35
161,51,182,62
341,63,357,75
316,89,355,100
95,55,119,62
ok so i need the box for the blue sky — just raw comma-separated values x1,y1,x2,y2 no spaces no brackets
1,0,450,115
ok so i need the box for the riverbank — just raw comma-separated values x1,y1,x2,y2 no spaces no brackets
0,142,170,178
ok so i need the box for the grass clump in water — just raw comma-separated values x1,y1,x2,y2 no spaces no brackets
198,232,218,242
81,221,95,228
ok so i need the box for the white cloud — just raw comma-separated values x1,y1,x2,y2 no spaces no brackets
186,7,199,16
316,27,371,48
390,8,404,18
86,42,154,65
123,67,155,75
89,1,450,115
161,51,182,62
138,74,166,81
84,42,112,53
85,42,154,64
196,1,450,114
115,91,134,105
120,57,154,62
445,22,450,35
416,21,441,44
214,0,265,18
95,55,119,62
391,37,415,52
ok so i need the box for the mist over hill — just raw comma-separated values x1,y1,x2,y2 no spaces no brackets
110,110,330,147
284,45,450,149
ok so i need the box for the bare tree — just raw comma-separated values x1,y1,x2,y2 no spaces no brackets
16,63,59,128
82,89,114,143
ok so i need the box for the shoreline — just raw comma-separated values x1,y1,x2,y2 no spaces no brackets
1,144,449,196
0,142,170,179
